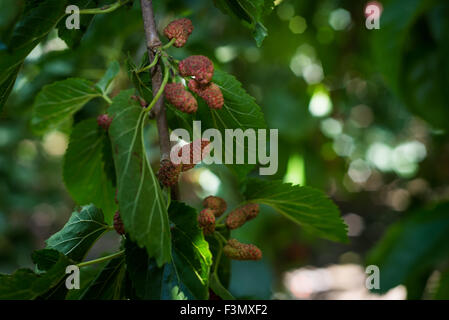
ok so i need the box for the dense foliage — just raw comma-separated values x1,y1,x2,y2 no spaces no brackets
1,0,449,300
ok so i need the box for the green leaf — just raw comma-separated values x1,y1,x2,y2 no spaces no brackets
210,273,235,300
254,22,268,47
169,201,213,299
57,0,98,48
372,0,432,92
0,0,69,106
372,0,449,130
80,256,127,300
366,201,449,293
126,54,153,102
108,90,171,267
63,119,117,223
168,69,266,179
125,202,213,300
213,0,274,46
31,78,102,134
0,0,24,44
96,61,120,94
9,0,68,50
32,249,64,271
243,179,348,243
65,265,101,300
0,249,71,300
46,204,110,262
0,64,21,113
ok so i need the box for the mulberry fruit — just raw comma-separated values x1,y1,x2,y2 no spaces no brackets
113,211,125,235
223,239,262,261
203,196,227,217
165,83,198,114
157,159,182,187
188,80,224,110
243,203,259,220
179,56,214,85
97,114,113,130
163,18,193,48
178,139,211,171
225,203,260,230
198,208,216,235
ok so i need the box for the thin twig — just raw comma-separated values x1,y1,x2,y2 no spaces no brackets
140,0,171,161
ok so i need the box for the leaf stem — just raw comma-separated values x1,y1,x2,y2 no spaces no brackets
213,241,223,274
137,52,160,73
216,213,228,225
79,0,131,15
77,250,125,268
102,94,112,105
215,232,228,245
145,58,169,112
161,38,176,50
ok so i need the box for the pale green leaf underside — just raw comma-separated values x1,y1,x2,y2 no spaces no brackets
244,179,348,243
46,204,109,262
63,118,117,224
109,90,171,267
31,78,102,134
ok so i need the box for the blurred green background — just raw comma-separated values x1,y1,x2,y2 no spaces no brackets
1,0,449,299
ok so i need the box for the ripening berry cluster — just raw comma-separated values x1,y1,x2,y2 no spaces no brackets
197,196,262,261
163,19,224,114
113,210,125,235
163,18,193,48
223,239,262,261
97,114,113,131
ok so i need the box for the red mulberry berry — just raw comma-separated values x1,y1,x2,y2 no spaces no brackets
244,203,259,220
163,18,193,48
203,196,227,217
188,80,224,110
165,83,198,114
97,114,113,130
179,56,214,85
225,203,259,230
198,208,216,235
177,139,211,171
113,211,125,235
157,159,182,187
223,239,262,261
225,207,247,230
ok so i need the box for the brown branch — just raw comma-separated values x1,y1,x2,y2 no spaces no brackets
140,0,171,160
